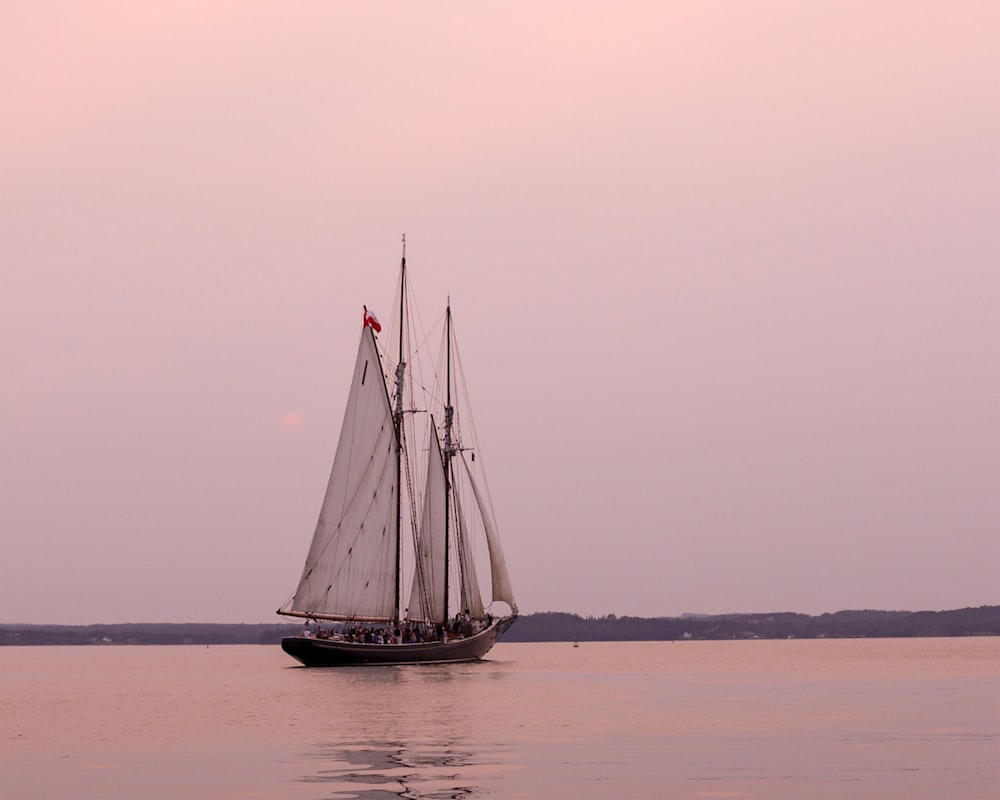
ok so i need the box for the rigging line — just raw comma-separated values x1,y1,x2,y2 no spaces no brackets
404,294,437,355
385,339,447,418
449,326,495,511
379,304,445,415
391,321,452,457
394,297,445,368
377,265,442,370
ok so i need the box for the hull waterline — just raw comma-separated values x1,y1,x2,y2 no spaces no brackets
281,619,513,667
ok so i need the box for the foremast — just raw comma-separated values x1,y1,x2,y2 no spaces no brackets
392,236,407,626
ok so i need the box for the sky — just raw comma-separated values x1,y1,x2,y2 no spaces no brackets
2,2,997,624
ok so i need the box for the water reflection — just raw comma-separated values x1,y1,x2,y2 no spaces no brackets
299,740,485,799
292,661,516,798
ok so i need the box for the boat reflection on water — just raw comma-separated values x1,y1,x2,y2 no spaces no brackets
298,739,504,799
289,643,517,797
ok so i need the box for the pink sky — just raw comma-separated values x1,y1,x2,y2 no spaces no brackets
2,2,997,623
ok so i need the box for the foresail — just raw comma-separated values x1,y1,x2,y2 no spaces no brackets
406,424,447,622
286,328,398,620
460,453,516,610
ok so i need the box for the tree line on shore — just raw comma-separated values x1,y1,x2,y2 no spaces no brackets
2,606,997,646
509,605,1000,642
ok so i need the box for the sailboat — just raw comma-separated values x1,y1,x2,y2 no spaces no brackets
278,241,517,666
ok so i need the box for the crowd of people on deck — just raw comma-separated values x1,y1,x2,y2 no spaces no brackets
300,612,493,644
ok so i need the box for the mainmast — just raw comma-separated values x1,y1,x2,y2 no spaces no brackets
442,301,454,624
392,235,407,625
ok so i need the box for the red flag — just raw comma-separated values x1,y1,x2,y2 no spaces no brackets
362,306,381,333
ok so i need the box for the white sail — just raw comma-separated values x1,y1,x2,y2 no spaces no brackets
460,453,516,610
285,327,398,620
406,425,447,622
453,486,485,618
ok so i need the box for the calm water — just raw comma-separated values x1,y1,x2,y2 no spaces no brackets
1,639,997,799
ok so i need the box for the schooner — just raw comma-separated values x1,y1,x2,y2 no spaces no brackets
278,241,517,666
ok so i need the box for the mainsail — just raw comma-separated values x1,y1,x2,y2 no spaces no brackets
282,327,398,620
405,421,491,622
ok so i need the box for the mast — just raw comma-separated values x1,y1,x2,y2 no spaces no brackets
393,235,407,625
442,301,453,624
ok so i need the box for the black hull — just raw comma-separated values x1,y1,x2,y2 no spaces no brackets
281,619,513,667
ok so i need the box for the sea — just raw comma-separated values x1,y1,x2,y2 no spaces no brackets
2,638,997,799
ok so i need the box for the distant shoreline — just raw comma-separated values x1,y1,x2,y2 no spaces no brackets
2,606,998,645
